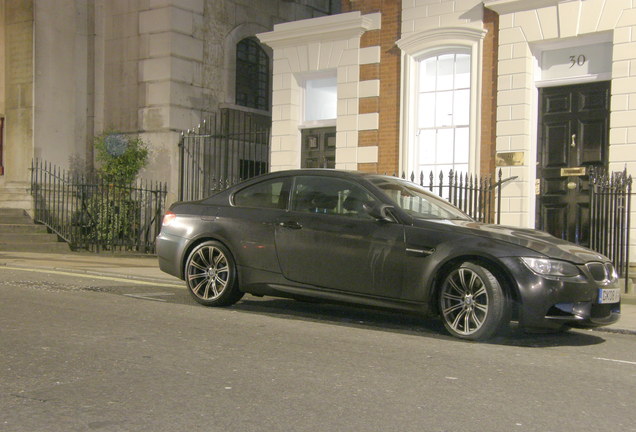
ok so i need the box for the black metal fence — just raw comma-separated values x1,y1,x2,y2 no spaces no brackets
179,108,271,201
589,168,633,290
30,159,167,253
400,169,517,224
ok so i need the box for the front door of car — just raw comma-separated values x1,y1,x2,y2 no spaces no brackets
274,176,405,298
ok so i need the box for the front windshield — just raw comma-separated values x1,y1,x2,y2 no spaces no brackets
369,176,472,221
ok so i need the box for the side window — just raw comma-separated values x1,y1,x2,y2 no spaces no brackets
233,179,289,209
291,176,376,219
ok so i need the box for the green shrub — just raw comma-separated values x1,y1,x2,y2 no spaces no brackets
94,133,148,185
86,132,150,250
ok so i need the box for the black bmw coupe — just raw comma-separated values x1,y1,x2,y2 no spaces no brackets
156,169,621,340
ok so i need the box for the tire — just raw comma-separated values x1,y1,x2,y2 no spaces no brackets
438,262,510,341
184,241,244,307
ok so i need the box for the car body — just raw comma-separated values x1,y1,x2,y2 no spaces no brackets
156,169,621,340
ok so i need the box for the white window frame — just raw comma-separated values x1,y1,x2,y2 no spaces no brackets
397,27,487,176
415,49,472,176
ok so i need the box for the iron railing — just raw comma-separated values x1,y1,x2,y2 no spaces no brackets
179,108,271,201
400,169,517,224
589,168,633,291
30,159,167,253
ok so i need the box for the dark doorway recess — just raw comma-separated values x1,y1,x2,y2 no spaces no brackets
301,127,336,169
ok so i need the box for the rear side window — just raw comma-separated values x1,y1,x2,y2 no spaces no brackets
233,178,289,209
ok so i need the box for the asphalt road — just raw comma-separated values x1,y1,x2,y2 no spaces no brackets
1,268,635,432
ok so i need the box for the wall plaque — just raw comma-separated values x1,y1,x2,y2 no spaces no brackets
496,151,524,167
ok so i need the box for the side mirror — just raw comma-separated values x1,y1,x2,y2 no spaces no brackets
364,203,395,222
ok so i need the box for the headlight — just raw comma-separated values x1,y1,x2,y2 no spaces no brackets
520,257,580,278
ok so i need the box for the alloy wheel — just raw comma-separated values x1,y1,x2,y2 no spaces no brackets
440,267,490,336
186,245,230,301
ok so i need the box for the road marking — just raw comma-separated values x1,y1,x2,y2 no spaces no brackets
594,357,636,366
0,266,183,288
123,292,176,302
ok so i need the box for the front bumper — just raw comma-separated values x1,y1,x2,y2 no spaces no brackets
500,258,621,330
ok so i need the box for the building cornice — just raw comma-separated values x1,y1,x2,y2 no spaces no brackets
257,11,379,48
397,27,488,56
484,0,560,15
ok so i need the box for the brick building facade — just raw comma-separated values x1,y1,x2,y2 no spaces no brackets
259,0,636,257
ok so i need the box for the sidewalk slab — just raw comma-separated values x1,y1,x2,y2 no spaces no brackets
0,251,182,286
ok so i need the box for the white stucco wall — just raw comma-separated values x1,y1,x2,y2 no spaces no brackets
488,0,636,256
258,11,381,171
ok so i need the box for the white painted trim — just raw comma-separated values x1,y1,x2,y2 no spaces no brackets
398,27,486,177
535,73,612,88
258,11,377,49
484,0,559,15
397,27,488,57
299,119,337,129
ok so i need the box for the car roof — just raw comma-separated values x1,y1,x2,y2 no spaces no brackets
255,169,392,181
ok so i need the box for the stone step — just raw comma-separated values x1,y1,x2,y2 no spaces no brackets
0,241,71,253
0,216,35,225
0,223,49,234
0,207,71,252
0,201,33,211
0,208,71,253
0,232,60,242
0,194,32,211
0,208,28,218
0,183,33,211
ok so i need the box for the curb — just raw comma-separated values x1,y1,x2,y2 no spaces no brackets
591,327,636,336
0,262,183,287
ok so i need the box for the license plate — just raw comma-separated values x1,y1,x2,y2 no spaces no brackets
598,288,621,304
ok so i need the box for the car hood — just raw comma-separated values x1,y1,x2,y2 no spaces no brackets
418,218,607,264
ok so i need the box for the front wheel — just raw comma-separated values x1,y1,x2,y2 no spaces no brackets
185,241,244,307
438,262,510,341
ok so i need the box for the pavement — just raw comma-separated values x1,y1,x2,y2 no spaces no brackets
0,250,635,335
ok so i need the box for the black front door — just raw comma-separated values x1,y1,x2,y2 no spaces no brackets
536,81,610,246
301,127,336,168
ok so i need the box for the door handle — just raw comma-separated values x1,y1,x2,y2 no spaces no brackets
571,134,576,148
278,221,302,230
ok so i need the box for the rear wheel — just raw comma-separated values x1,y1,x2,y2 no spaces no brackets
185,241,243,306
438,262,510,340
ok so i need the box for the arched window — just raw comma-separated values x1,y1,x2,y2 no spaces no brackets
416,50,471,175
235,38,269,111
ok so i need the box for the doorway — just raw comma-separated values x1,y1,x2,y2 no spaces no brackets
301,127,336,168
536,81,610,246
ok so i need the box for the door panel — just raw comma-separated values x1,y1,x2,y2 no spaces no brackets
544,122,569,166
580,119,605,163
536,81,610,246
274,175,405,298
540,204,567,240
275,213,405,297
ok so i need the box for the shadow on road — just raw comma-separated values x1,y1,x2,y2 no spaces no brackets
230,296,606,348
